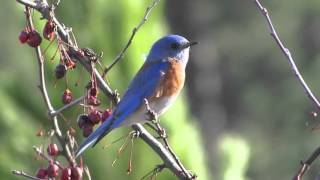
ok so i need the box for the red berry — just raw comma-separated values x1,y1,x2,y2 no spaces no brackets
101,109,112,123
77,114,91,128
43,20,55,41
47,161,59,178
71,166,83,180
19,30,29,44
88,109,101,124
87,95,100,106
47,143,59,156
82,124,93,137
62,89,73,104
36,168,47,179
55,64,67,79
61,168,72,180
27,30,42,47
89,87,98,97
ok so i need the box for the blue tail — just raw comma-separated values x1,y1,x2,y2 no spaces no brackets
75,115,114,158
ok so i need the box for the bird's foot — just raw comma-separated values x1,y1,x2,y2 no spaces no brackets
143,98,159,121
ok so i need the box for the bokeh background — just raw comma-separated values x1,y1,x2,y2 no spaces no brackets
1,0,320,179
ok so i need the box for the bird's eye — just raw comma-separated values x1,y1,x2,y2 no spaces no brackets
170,43,179,50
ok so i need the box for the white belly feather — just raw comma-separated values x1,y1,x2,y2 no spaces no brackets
121,95,178,126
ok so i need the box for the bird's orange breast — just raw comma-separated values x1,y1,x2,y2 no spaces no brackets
151,58,185,99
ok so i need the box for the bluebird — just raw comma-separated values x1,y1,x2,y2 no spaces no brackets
76,35,197,157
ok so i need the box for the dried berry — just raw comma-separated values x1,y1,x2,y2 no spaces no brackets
61,168,71,180
27,30,42,47
88,108,102,124
43,20,55,41
87,95,100,106
47,161,59,178
19,30,29,44
82,124,93,137
47,143,59,156
71,166,83,180
55,64,67,79
77,114,91,129
62,89,73,104
89,87,98,97
36,168,47,179
101,109,112,123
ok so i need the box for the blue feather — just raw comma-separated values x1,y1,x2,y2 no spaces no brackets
76,60,169,157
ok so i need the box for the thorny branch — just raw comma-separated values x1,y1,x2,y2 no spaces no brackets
101,0,160,78
252,0,320,179
16,0,195,179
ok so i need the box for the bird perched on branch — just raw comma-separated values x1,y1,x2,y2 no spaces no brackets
76,35,197,157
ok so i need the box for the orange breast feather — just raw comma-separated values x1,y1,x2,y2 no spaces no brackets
151,58,185,99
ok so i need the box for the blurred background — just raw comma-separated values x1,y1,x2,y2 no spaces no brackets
2,0,320,179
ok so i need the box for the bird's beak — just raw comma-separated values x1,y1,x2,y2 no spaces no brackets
181,41,198,49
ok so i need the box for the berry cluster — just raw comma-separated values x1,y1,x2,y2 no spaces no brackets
19,20,56,47
77,108,112,137
19,13,115,179
35,144,83,180
19,28,42,47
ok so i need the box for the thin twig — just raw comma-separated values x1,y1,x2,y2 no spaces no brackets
24,6,74,164
12,170,42,180
144,99,194,179
253,0,320,109
33,146,63,169
252,0,320,179
50,96,85,117
101,0,160,78
292,147,320,180
141,164,166,180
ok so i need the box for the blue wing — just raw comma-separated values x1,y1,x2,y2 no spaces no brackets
111,60,169,127
76,60,169,157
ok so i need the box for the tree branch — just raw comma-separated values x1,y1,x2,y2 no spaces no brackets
252,0,320,179
17,0,195,179
50,96,85,117
252,0,320,109
101,0,160,78
292,147,320,180
12,170,42,180
24,5,74,165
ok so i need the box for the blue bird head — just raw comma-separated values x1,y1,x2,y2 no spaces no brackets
146,35,197,68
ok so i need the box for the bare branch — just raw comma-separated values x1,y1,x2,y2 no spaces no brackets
253,0,320,109
252,0,320,179
50,96,85,117
12,170,42,180
143,99,195,179
292,147,320,180
24,6,74,164
101,0,160,78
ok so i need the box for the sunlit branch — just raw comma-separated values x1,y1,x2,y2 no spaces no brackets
101,0,160,78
